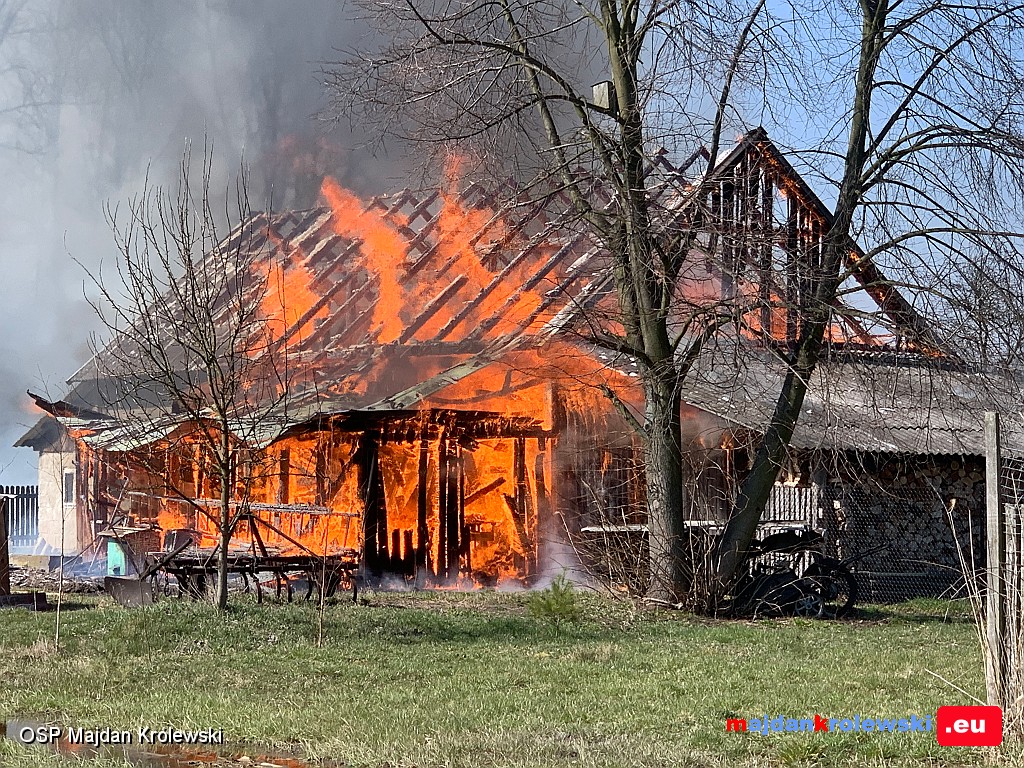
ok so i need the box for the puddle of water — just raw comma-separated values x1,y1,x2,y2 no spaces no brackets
4,719,321,767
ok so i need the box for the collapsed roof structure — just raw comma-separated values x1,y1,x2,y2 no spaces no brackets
16,129,1015,594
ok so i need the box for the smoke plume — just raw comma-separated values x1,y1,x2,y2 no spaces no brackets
0,1,402,482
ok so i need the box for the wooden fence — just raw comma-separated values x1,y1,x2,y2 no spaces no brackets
1,484,39,551
763,484,820,526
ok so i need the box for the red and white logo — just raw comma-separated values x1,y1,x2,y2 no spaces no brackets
936,706,1002,747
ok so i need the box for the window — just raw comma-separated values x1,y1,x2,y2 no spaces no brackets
63,469,75,505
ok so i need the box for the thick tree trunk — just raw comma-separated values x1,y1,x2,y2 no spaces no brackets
713,339,819,596
644,369,687,601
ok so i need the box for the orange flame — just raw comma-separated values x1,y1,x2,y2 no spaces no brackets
258,226,329,345
321,177,408,343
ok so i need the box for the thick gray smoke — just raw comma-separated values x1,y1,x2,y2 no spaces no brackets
0,0,400,483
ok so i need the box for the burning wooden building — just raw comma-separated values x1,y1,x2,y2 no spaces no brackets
16,129,1010,595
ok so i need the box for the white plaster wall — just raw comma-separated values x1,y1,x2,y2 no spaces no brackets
37,449,79,554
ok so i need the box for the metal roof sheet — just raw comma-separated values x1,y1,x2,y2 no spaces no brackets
676,342,1024,455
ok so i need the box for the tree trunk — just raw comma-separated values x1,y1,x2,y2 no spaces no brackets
706,1,887,607
644,369,687,601
217,478,230,612
713,339,818,595
216,437,233,612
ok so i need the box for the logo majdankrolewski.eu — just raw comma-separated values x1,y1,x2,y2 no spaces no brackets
20,726,224,746
726,715,933,735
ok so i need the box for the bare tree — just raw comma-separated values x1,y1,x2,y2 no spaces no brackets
0,0,59,155
328,0,770,601
935,252,1024,369
716,0,1024,596
328,0,1024,606
81,145,293,612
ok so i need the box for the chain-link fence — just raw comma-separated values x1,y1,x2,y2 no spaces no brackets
566,449,987,603
827,485,980,602
1000,455,1024,506
758,478,983,602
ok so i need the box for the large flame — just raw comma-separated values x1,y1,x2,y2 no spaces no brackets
260,226,327,343
316,163,562,348
321,177,408,343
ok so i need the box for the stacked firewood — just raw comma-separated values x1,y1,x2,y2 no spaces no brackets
8,566,105,594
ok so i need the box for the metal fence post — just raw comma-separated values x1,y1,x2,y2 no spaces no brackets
985,411,1006,708
0,497,10,596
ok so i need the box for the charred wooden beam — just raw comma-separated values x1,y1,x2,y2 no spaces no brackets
436,436,464,582
758,167,774,341
785,193,799,344
293,408,551,440
448,441,463,581
502,492,532,559
314,446,328,506
434,233,564,341
472,238,583,339
402,529,415,576
399,276,469,343
464,477,506,506
401,340,489,355
186,497,352,516
322,284,379,350
513,437,536,574
458,444,469,574
533,450,550,575
436,437,448,579
417,433,430,580
273,271,362,352
829,301,876,346
514,438,528,515
364,356,508,412
356,432,388,577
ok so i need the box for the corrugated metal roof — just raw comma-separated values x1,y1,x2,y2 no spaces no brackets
13,416,62,450
676,342,1024,455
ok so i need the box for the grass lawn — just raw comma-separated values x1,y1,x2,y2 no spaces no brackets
0,588,1001,767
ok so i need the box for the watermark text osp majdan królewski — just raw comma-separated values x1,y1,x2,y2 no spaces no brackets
17,725,224,747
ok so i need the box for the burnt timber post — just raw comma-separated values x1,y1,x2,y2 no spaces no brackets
456,442,468,581
416,431,430,586
0,496,10,596
437,436,463,583
452,441,464,581
458,441,468,574
533,440,552,575
512,437,535,575
357,432,388,579
436,436,448,580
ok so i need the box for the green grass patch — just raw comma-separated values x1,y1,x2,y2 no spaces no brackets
0,591,990,767
0,742,132,768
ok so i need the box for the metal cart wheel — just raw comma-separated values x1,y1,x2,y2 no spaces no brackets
804,558,858,618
